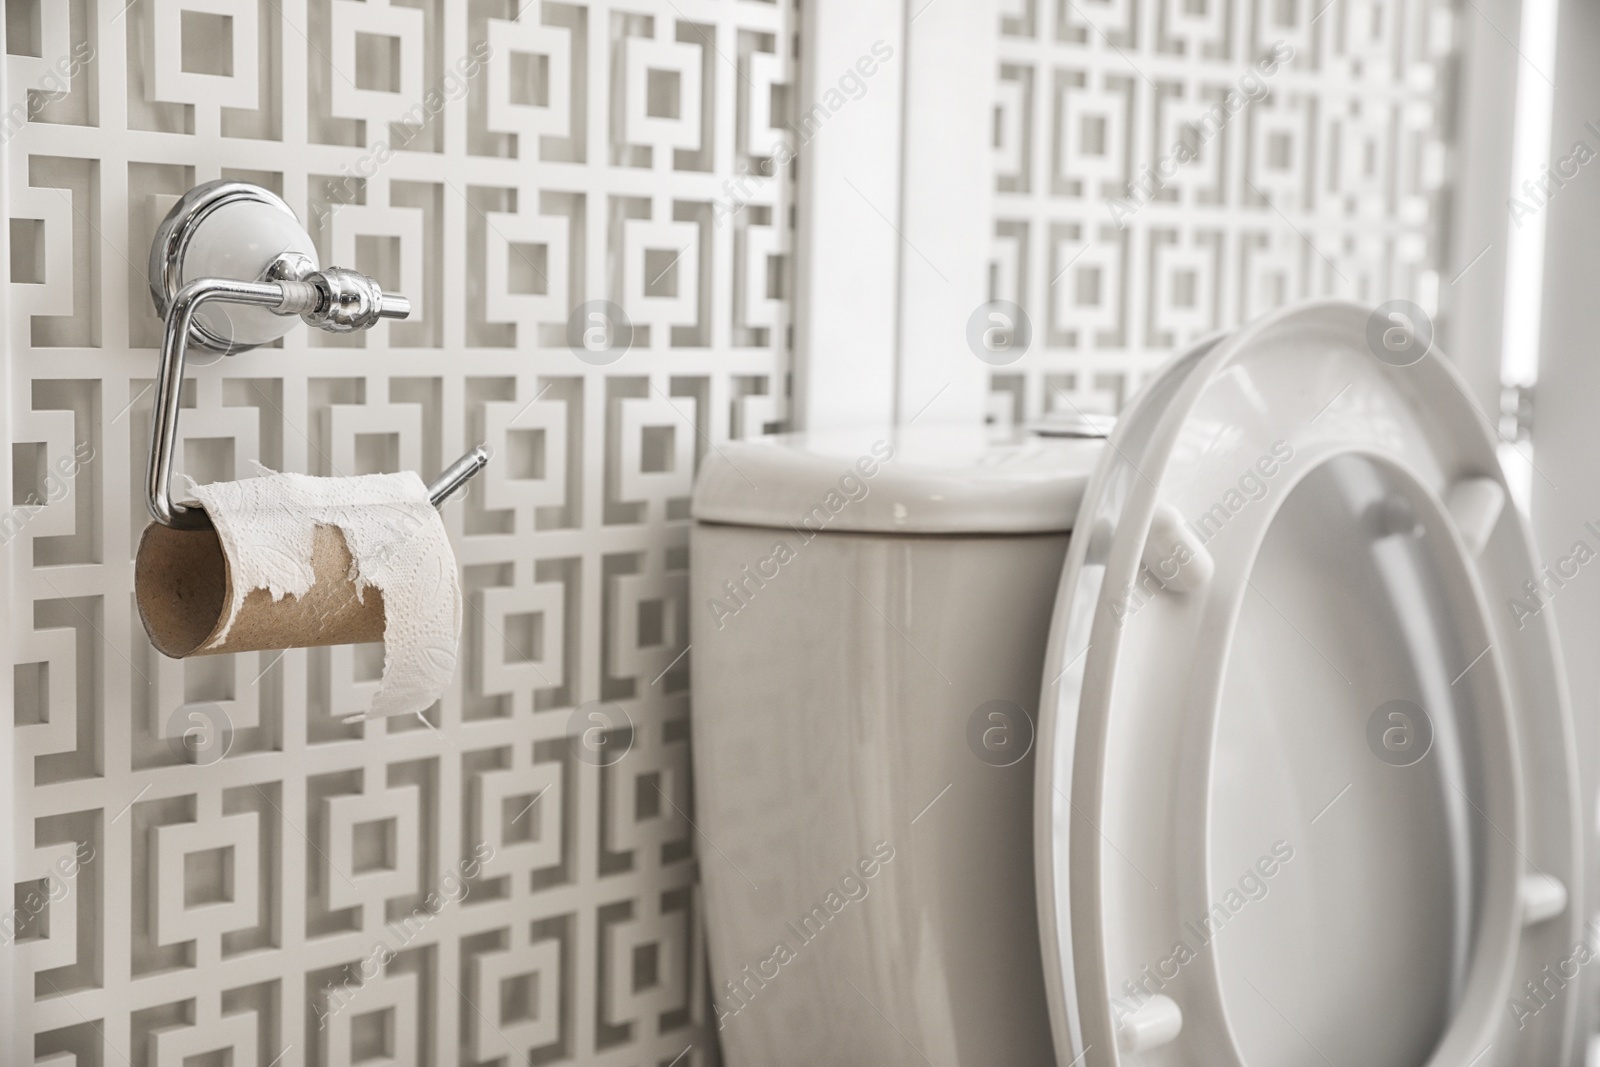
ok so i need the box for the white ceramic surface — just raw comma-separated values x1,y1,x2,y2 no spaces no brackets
1036,300,1582,1066
690,525,1067,1066
691,424,1100,534
690,430,1101,1065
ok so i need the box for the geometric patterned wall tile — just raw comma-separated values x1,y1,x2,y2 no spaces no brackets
151,810,260,954
608,555,688,686
12,621,80,773
604,733,690,857
481,393,567,512
602,897,690,1029
480,574,568,705
622,217,703,338
319,965,419,1067
485,18,572,142
329,0,426,126
483,203,571,335
4,0,792,1061
144,1002,257,1067
738,222,783,335
474,752,564,878
469,929,562,1058
324,783,422,915
11,841,87,974
742,49,786,161
150,0,260,113
622,37,704,158
614,394,697,508
986,0,1456,426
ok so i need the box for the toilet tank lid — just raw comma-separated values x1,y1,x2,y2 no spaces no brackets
691,426,1101,534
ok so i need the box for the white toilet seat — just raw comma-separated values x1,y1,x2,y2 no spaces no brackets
1035,302,1584,1066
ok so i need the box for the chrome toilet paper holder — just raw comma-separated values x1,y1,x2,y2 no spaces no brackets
145,180,488,530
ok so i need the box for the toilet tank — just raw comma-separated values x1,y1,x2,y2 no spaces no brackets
689,426,1099,1067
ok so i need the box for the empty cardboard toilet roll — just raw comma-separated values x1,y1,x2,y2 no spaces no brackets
136,521,385,657
133,469,463,718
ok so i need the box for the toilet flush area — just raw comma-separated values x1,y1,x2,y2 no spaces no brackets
2,1,1591,1066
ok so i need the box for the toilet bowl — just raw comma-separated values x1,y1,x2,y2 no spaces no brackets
688,301,1584,1066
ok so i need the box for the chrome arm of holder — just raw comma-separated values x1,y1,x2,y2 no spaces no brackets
150,277,297,529
266,262,413,332
147,273,478,529
146,180,490,530
428,446,492,508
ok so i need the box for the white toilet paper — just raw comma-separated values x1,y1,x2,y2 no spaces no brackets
190,469,462,718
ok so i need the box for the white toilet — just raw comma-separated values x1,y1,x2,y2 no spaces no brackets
688,301,1585,1066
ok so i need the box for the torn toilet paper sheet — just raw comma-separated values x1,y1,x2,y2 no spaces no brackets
189,469,462,718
